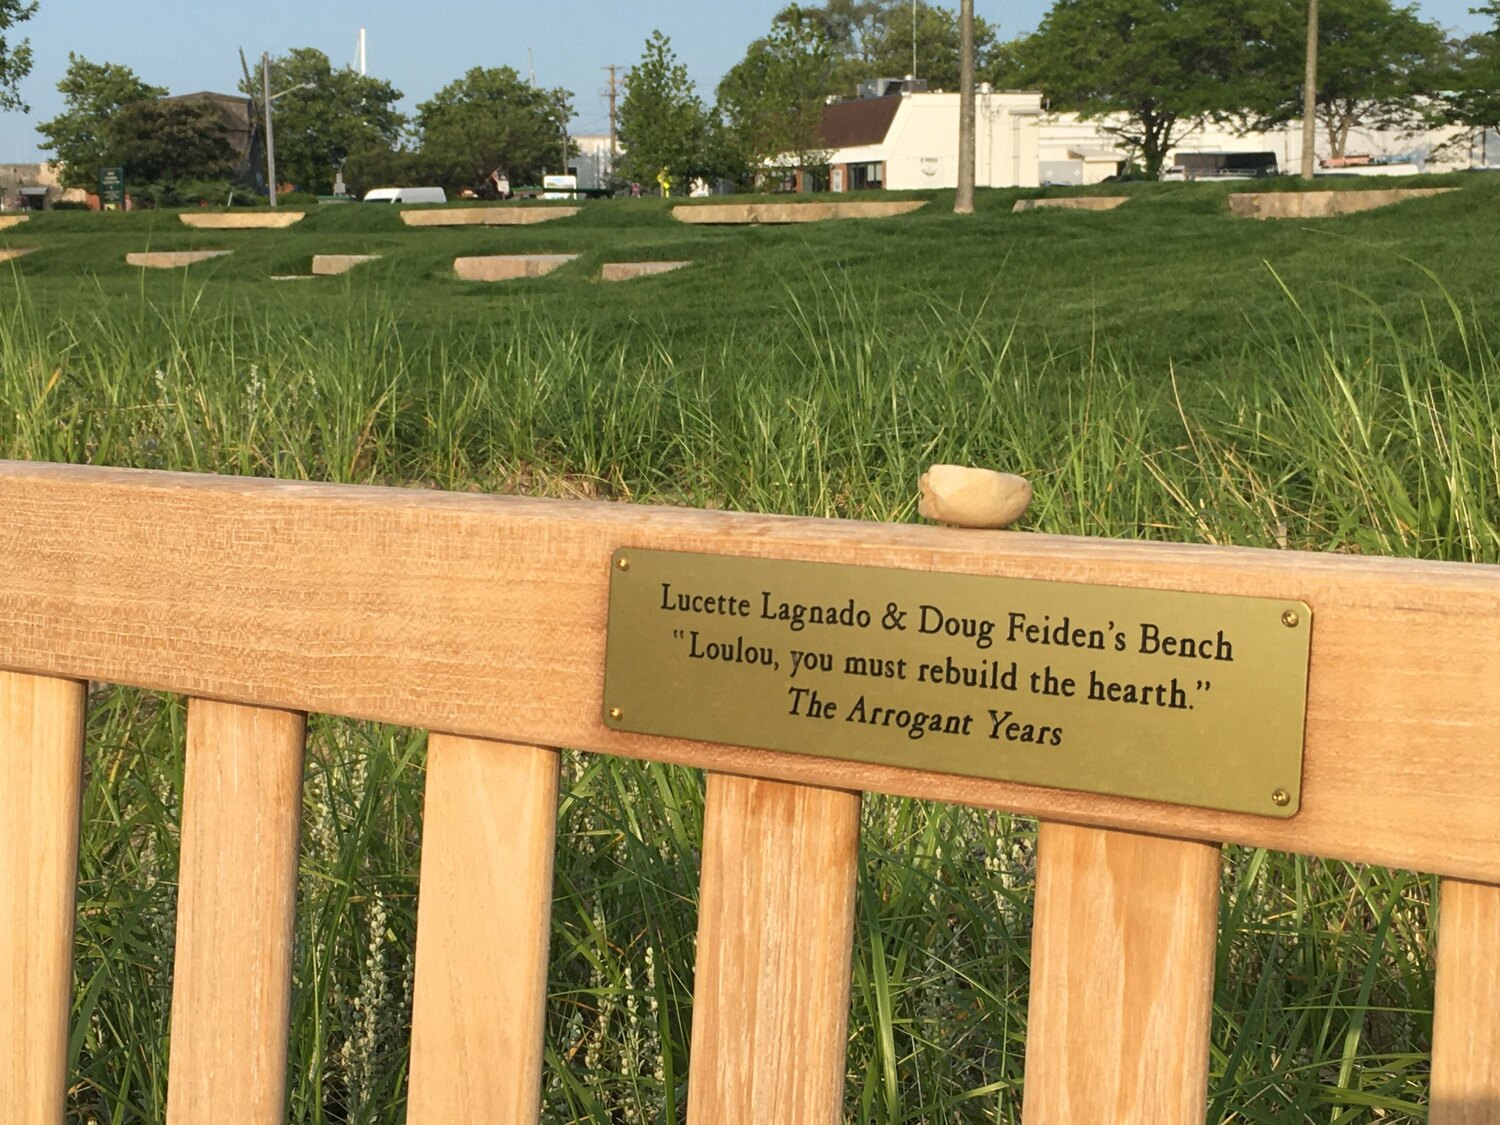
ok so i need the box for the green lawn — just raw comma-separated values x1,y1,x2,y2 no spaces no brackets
3,179,1496,1123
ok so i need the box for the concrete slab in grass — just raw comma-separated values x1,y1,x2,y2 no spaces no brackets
454,254,577,281
0,247,37,262
312,254,382,276
601,261,690,281
126,250,233,268
672,200,925,224
180,212,306,229
1013,196,1128,212
0,214,29,230
1228,187,1454,219
402,207,579,227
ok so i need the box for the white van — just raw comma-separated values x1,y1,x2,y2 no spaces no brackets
362,186,447,204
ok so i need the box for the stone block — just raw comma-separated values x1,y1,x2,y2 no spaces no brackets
672,200,925,224
600,261,690,281
1228,187,1454,219
402,207,579,227
125,251,233,268
453,254,577,281
0,214,30,230
311,254,382,276
1013,196,1128,212
0,247,37,262
179,212,306,229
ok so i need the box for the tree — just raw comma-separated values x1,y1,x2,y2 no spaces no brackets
718,6,835,177
416,67,573,193
101,98,236,185
1436,5,1500,154
36,55,165,188
868,1,998,91
0,0,35,111
617,31,715,190
790,1,1002,97
1253,0,1446,158
1012,0,1267,177
242,49,404,195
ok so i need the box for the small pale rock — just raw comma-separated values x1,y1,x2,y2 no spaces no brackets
918,465,1032,528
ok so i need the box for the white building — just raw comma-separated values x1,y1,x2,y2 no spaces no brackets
794,90,1500,191
1037,112,1499,184
570,134,617,192
818,88,1044,191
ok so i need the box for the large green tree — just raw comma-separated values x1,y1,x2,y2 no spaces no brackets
1253,0,1446,157
718,6,835,176
618,31,717,191
0,0,34,111
1012,0,1268,177
242,49,404,195
799,1,1003,97
1441,4,1500,148
867,1,999,91
416,67,573,193
101,98,237,185
36,54,164,188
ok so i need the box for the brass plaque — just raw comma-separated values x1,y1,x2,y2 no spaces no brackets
603,549,1311,817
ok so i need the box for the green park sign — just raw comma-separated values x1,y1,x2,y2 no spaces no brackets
99,167,125,210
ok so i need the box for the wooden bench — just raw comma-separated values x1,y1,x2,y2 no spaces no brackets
1,462,1497,1123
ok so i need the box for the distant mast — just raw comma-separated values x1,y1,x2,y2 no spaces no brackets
358,28,367,76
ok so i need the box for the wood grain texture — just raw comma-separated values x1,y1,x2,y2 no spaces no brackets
1431,879,1500,1125
166,699,305,1125
1,463,1499,880
687,774,860,1124
1022,822,1221,1125
408,736,559,1125
0,671,85,1123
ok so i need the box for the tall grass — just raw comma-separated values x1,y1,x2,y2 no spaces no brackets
1,265,1493,1123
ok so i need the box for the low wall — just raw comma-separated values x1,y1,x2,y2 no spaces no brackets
1013,197,1127,212
179,213,305,230
1228,187,1454,219
672,200,925,224
125,251,233,268
312,254,381,276
402,207,579,227
453,254,577,281
600,261,690,281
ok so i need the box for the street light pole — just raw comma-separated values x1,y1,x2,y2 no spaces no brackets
263,53,277,206
262,54,314,207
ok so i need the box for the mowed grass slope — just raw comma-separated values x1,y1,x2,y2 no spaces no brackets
1,179,1496,1123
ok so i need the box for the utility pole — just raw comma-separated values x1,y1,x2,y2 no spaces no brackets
604,65,619,161
263,53,278,207
954,0,975,213
1301,0,1319,180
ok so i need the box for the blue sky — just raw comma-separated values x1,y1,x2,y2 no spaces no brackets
0,0,1490,162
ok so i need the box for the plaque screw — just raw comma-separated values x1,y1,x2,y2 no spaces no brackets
1271,788,1291,807
608,706,623,721
1281,609,1300,628
616,557,630,572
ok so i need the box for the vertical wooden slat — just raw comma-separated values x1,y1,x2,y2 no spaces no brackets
407,735,560,1124
687,774,861,1124
1431,878,1500,1125
166,699,305,1125
0,670,86,1123
1022,821,1221,1125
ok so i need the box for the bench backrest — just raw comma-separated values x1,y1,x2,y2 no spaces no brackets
2,462,1497,1123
